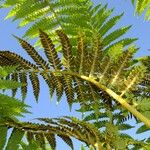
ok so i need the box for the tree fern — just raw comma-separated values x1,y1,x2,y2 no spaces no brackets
0,30,150,129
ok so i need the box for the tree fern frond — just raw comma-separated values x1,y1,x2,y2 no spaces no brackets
19,72,28,101
0,0,136,58
18,5,50,27
76,32,86,74
45,133,56,150
0,51,38,69
11,73,19,97
0,30,149,127
118,123,134,131
35,133,46,149
0,79,22,89
0,126,7,150
120,65,146,97
63,75,74,109
4,3,21,19
90,4,113,30
58,135,74,150
14,35,49,70
90,34,103,77
53,76,64,103
2,0,22,7
29,72,40,102
56,30,74,70
1,117,104,150
6,128,24,150
39,30,62,70
105,38,138,52
99,13,124,37
40,73,56,98
102,26,132,47
13,0,48,21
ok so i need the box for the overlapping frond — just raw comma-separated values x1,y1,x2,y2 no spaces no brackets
0,30,148,113
0,117,103,150
0,31,150,150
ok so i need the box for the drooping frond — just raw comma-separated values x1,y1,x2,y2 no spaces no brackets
0,117,104,150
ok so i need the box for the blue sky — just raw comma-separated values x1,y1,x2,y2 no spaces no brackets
0,0,150,150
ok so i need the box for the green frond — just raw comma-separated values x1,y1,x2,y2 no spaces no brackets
29,72,40,102
18,6,50,27
0,79,22,89
6,128,24,150
4,3,21,19
118,123,134,131
35,133,46,149
2,0,22,7
13,0,48,21
83,112,107,122
131,0,150,20
0,66,18,77
120,65,147,97
39,30,62,70
136,124,150,134
102,26,132,47
90,4,113,30
105,38,138,52
1,0,136,53
99,13,124,37
0,116,104,150
90,34,103,77
0,126,7,150
11,73,19,97
76,32,86,74
0,93,29,118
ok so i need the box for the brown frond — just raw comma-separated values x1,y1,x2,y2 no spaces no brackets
14,36,49,70
56,30,75,70
19,72,28,101
45,133,56,150
29,72,40,102
63,75,74,109
0,51,38,70
39,30,62,70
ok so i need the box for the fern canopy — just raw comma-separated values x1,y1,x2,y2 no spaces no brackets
0,0,137,50
0,0,150,149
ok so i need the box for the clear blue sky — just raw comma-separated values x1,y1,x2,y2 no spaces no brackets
0,0,150,150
